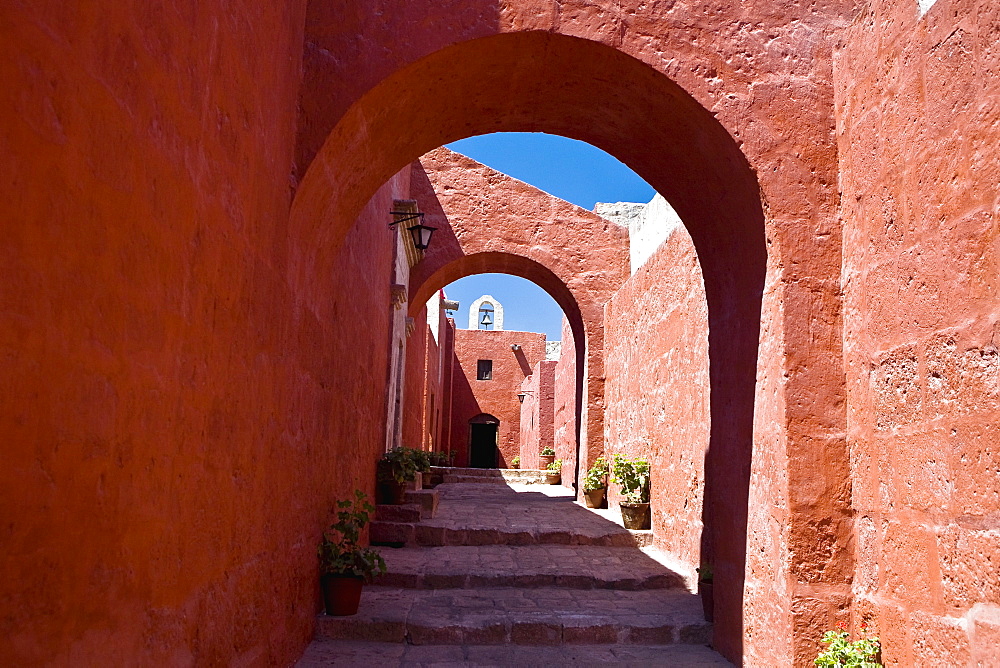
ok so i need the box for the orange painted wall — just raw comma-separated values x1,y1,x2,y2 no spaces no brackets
553,317,578,480
0,2,407,663
517,360,557,471
401,297,454,452
604,225,709,575
837,0,1000,663
447,329,546,468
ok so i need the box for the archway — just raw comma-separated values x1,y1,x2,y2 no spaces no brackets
407,147,629,490
413,252,587,474
289,31,766,657
289,15,864,657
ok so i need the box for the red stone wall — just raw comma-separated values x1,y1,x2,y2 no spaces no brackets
518,361,557,470
553,317,578,483
0,2,412,664
836,1,1000,664
604,226,709,573
402,295,455,452
403,307,429,450
447,329,546,468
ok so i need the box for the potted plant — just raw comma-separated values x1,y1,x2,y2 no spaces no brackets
409,447,432,489
427,451,447,485
544,458,562,484
610,453,650,529
511,455,520,470
376,447,417,504
317,490,387,616
539,446,556,469
582,456,608,508
696,562,714,622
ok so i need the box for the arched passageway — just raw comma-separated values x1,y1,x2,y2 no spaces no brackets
290,31,777,660
407,147,629,493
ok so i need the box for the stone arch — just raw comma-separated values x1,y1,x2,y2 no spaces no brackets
290,30,764,658
407,147,629,499
290,21,849,662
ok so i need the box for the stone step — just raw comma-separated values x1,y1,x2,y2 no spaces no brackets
433,467,547,485
297,640,733,666
403,488,438,518
374,545,686,591
369,521,415,547
417,520,652,547
370,520,652,548
374,504,422,523
316,586,712,647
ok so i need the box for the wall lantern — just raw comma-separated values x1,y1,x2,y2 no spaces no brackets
517,390,534,404
389,211,437,250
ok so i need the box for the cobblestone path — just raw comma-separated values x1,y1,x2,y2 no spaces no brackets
297,481,732,666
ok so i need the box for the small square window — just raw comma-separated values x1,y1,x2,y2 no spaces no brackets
477,359,493,380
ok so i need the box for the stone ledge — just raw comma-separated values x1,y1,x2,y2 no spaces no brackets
315,586,712,647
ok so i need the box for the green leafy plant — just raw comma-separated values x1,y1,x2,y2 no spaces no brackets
511,456,520,468
377,447,418,483
696,562,713,582
546,458,563,472
814,622,881,667
610,453,650,503
409,447,432,473
317,490,387,581
540,446,555,456
582,456,608,491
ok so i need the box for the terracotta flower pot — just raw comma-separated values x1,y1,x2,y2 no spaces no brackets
320,574,364,616
376,480,406,505
619,502,650,529
698,581,714,622
583,488,606,508
544,471,560,485
539,454,555,469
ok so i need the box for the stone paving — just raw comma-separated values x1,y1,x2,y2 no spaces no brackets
297,481,732,667
372,483,653,548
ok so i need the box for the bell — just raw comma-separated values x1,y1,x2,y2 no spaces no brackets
480,312,493,327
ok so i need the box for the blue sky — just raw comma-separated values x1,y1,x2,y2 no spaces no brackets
442,132,653,341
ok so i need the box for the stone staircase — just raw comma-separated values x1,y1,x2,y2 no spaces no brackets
432,466,547,485
298,481,732,666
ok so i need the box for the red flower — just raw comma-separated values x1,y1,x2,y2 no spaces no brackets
837,621,848,630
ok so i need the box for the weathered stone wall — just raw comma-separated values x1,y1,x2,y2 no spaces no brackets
402,294,455,451
595,194,684,275
553,317,578,483
518,361,557,470
836,1,1000,664
604,224,709,578
0,2,411,664
447,330,547,468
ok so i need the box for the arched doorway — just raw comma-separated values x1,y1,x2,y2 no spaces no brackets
468,413,500,468
291,24,848,661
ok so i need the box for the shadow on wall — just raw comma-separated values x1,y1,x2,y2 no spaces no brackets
447,358,478,468
512,347,533,376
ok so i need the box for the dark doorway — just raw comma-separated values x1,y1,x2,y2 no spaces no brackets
469,421,498,468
